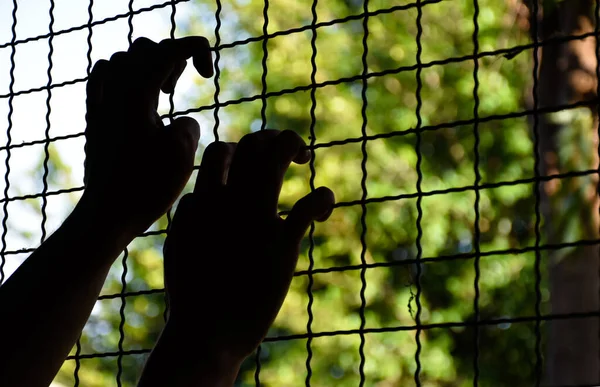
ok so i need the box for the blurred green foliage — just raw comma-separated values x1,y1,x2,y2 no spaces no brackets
50,0,574,386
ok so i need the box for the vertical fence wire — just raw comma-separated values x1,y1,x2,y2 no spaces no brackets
168,3,177,118
116,2,135,384
358,0,370,386
40,0,56,245
0,0,18,287
259,0,269,132
413,0,424,385
305,1,319,385
531,0,543,384
116,248,129,386
471,0,481,385
255,1,270,384
212,0,222,142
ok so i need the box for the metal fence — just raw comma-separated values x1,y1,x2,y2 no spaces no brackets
1,0,600,386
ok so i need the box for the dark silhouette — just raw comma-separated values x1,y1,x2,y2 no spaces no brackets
0,36,334,387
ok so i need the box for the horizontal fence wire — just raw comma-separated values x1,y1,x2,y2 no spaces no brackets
0,96,596,158
0,163,596,212
2,30,597,102
2,0,600,385
64,310,600,360
50,236,600,303
0,0,189,50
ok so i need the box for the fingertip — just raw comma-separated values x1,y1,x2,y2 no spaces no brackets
285,186,335,242
170,116,201,154
194,140,236,193
200,36,214,78
194,36,213,77
193,52,214,78
181,116,201,144
314,187,335,222
293,146,311,164
276,130,308,164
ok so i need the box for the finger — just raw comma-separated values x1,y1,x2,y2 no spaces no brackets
125,36,212,109
86,59,109,120
161,60,187,94
128,36,157,55
102,51,133,111
272,129,310,171
164,193,196,264
254,130,309,211
108,51,131,78
294,143,311,165
162,117,201,175
194,141,236,194
159,36,213,78
226,129,281,191
171,193,196,233
84,59,110,187
129,37,188,94
283,187,335,245
150,36,212,92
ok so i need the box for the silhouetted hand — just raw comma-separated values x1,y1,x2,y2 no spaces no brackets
164,129,335,361
84,36,213,235
0,36,216,387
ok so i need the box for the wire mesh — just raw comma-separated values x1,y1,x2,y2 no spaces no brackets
0,0,599,386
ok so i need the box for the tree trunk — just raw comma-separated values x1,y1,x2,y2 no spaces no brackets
521,0,600,384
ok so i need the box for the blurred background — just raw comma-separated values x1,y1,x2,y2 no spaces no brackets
1,0,599,386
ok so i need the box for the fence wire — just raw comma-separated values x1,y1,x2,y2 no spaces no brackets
1,0,600,386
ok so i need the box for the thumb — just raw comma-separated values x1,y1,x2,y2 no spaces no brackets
163,116,201,167
283,187,335,245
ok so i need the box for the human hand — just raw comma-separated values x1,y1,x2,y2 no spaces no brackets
163,130,335,361
83,36,213,235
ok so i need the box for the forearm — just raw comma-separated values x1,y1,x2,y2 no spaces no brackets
0,193,138,387
138,318,242,387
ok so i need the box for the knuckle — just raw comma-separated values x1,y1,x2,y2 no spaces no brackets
278,129,302,145
89,60,110,80
129,38,159,64
198,36,210,47
238,132,259,147
296,193,313,208
178,193,195,207
132,36,155,47
158,38,173,49
109,51,128,63
91,59,109,72
204,141,229,158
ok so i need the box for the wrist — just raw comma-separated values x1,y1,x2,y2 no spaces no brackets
74,192,141,244
142,317,243,387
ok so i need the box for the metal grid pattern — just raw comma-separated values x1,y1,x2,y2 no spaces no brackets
0,0,599,386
